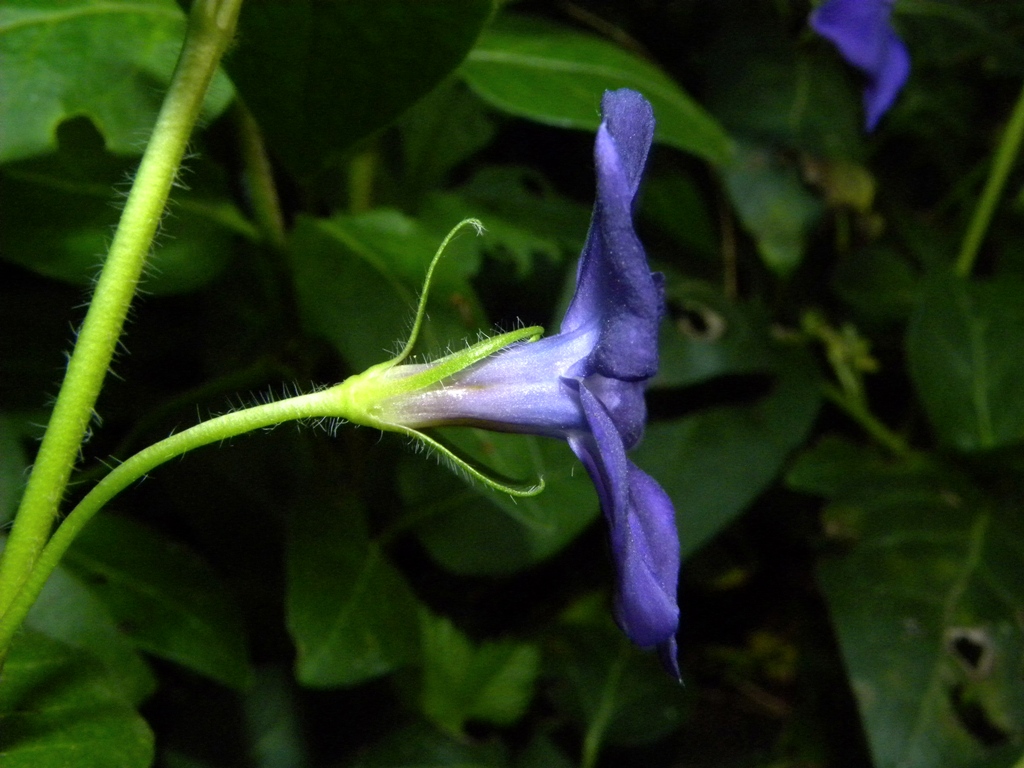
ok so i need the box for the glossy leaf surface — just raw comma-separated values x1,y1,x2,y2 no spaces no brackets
286,492,421,687
462,15,733,165
64,514,252,690
0,632,154,767
0,0,232,162
224,0,493,178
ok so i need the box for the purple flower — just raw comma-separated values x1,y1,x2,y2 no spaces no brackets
375,89,680,675
810,0,910,131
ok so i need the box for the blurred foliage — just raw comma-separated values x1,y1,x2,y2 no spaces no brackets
3,0,1024,766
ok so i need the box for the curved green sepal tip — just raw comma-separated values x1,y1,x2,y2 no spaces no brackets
399,426,545,498
393,217,485,366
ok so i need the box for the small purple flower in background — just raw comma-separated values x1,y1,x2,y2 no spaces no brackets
360,89,681,675
810,0,910,131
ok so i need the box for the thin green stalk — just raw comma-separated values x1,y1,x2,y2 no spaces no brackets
580,642,627,768
0,388,341,660
0,0,242,616
348,145,378,214
822,384,911,459
955,80,1024,278
235,99,287,250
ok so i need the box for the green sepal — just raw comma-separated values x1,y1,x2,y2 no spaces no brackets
325,324,544,431
393,426,545,498
393,217,486,367
320,217,547,497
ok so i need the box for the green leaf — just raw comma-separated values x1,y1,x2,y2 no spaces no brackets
289,210,486,372
0,119,245,294
703,13,863,158
655,278,778,389
907,272,1024,451
787,436,935,503
286,492,421,688
240,668,310,768
0,415,27,527
64,513,253,690
423,166,591,278
720,143,824,276
0,0,233,163
513,734,574,768
0,274,81,415
404,430,599,575
637,295,822,558
398,78,497,206
224,0,494,178
462,14,733,165
0,632,154,768
419,611,539,736
832,245,921,326
546,601,688,747
26,565,156,706
803,441,1024,767
353,722,509,768
641,171,719,263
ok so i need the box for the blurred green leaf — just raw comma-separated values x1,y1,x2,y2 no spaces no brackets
513,734,574,768
787,436,936,503
832,245,921,325
353,722,509,768
241,668,310,768
424,166,591,278
704,13,863,158
462,14,733,165
638,297,822,558
0,272,80,414
546,596,687,747
405,430,598,575
289,210,486,372
720,144,824,276
797,440,1024,767
64,514,252,690
642,171,719,263
0,632,154,767
899,0,1024,74
286,492,421,688
26,565,156,706
908,272,1024,451
399,79,497,206
0,119,246,294
419,611,539,736
455,167,591,251
655,278,778,389
0,415,27,527
224,0,493,178
0,0,232,163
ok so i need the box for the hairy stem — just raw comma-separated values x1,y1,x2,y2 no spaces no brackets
0,0,242,617
0,388,341,660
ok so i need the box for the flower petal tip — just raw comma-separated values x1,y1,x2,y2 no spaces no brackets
658,636,682,682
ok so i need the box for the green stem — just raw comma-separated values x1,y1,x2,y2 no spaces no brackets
822,384,911,459
580,642,627,768
235,99,287,250
348,145,378,214
0,0,242,617
0,387,341,660
955,80,1024,278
